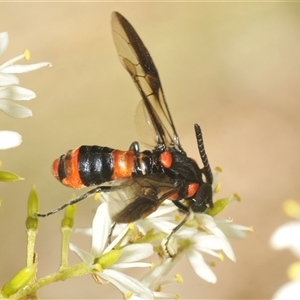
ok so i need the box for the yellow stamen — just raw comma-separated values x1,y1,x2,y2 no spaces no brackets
248,226,254,233
128,222,134,230
214,183,221,193
233,193,241,202
94,192,101,201
218,253,224,261
124,291,133,299
287,261,300,280
155,285,162,292
24,49,30,61
175,215,182,222
175,273,183,283
215,166,222,172
283,199,300,218
210,261,216,267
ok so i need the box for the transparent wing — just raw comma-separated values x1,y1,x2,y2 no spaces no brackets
111,11,184,152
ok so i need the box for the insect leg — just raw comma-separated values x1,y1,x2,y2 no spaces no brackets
172,200,190,214
194,124,213,185
165,211,191,257
108,222,117,244
36,185,114,218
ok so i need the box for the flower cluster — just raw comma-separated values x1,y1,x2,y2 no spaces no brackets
71,169,251,299
270,199,300,299
0,31,51,150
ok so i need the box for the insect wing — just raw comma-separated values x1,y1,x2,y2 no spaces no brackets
103,174,179,223
111,12,183,152
134,99,159,149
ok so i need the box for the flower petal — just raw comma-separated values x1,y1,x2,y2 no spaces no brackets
2,62,52,74
217,219,249,239
100,269,153,299
273,280,300,300
0,32,8,56
0,131,22,149
186,249,217,283
0,99,32,118
270,221,300,258
90,202,112,257
69,243,94,266
116,243,153,263
0,73,19,86
0,86,36,101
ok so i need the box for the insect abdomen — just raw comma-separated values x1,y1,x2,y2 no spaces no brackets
52,146,135,189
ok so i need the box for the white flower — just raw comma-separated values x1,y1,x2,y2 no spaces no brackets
138,260,182,299
270,199,300,299
0,32,51,118
271,221,300,259
0,32,51,149
70,202,154,299
0,130,21,149
273,280,300,300
158,212,251,284
72,170,250,296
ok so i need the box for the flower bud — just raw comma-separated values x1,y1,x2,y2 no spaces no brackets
61,204,76,228
94,249,123,269
1,264,36,297
0,170,24,182
26,186,39,231
206,197,230,217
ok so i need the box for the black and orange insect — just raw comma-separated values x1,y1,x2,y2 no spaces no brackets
38,12,214,252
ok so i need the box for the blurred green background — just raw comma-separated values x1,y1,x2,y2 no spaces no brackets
1,2,300,299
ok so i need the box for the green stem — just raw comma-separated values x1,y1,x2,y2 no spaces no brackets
61,227,71,267
26,229,37,266
8,262,91,300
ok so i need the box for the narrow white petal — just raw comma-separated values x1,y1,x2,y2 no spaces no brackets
219,238,236,262
201,225,236,261
198,213,217,228
0,131,22,149
100,269,153,299
0,73,19,86
113,262,152,269
0,99,32,118
217,220,249,239
90,202,112,257
193,234,223,251
273,280,300,300
104,224,130,253
0,32,8,56
69,243,94,265
141,258,174,286
117,243,153,263
187,249,217,283
2,62,52,74
136,219,177,235
74,227,93,236
153,291,178,299
0,54,25,70
0,86,35,100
